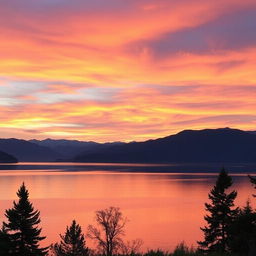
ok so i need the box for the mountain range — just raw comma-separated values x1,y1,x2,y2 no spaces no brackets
0,138,59,162
0,128,256,163
29,139,123,159
73,128,256,163
0,150,18,163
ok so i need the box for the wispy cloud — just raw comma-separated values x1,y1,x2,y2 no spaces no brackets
0,0,255,141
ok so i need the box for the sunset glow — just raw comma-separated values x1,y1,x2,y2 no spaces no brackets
1,0,256,141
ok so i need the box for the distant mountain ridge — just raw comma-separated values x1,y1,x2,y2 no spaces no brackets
73,128,256,163
30,139,125,159
29,139,99,159
0,150,18,163
0,139,60,162
1,128,256,163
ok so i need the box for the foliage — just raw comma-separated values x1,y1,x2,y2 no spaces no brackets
172,242,196,256
2,182,48,256
139,248,233,256
0,225,13,255
51,220,89,256
198,169,238,253
144,249,169,256
228,200,256,255
248,175,256,197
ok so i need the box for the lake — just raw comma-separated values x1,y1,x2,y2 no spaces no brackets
0,162,255,252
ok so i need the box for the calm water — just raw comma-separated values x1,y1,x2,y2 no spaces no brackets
0,162,255,251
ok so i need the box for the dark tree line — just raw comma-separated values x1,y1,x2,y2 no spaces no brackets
198,169,256,256
0,183,135,256
1,171,256,256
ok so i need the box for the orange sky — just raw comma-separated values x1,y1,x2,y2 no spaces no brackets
0,0,256,142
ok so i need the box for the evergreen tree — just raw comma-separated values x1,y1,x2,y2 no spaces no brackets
0,225,13,255
249,175,256,197
3,182,48,256
52,220,89,256
198,168,238,253
229,200,256,255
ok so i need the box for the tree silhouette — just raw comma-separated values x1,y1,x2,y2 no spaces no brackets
51,220,89,256
249,175,256,197
198,169,238,253
87,206,127,256
229,200,256,255
0,225,12,255
119,238,143,255
3,183,48,256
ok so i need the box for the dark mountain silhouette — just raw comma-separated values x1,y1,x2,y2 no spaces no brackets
0,150,18,163
0,139,60,162
2,128,256,163
247,131,256,135
73,128,256,163
30,139,125,159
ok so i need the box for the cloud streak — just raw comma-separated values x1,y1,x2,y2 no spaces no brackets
0,0,255,141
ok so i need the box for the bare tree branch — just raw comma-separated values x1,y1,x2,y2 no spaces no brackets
87,207,127,256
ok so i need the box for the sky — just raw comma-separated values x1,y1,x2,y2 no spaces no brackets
0,0,256,142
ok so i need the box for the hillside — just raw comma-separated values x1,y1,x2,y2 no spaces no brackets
2,128,256,163
0,150,18,163
30,139,125,159
0,139,60,162
73,128,256,163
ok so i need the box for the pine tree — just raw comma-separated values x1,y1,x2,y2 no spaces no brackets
249,175,256,197
3,183,48,256
198,168,238,253
0,225,13,255
52,220,89,256
229,200,256,255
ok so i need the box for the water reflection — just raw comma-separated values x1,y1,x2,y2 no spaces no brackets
0,163,255,251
